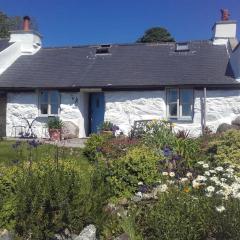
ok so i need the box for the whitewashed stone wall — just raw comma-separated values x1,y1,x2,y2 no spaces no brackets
104,91,166,135
104,90,240,137
6,91,88,138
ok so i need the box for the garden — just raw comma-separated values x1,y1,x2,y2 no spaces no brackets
1,120,240,239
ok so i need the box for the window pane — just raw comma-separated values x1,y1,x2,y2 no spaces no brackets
182,104,192,117
40,104,48,114
180,89,192,104
167,89,178,103
51,104,58,114
40,91,48,104
169,103,177,117
50,91,59,104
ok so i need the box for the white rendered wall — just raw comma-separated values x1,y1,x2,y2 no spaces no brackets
104,91,166,135
213,22,237,39
6,92,88,138
0,42,22,75
104,90,240,137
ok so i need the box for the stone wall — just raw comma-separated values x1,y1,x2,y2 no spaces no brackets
6,91,88,138
104,90,240,137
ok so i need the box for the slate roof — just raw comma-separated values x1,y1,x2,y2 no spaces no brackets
0,40,238,89
0,39,12,52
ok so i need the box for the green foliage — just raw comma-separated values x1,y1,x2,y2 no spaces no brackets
136,190,240,240
83,134,108,162
137,27,175,43
101,137,139,161
174,138,200,168
11,162,107,239
208,129,240,166
142,121,200,169
142,120,176,149
46,117,64,130
0,166,18,229
0,141,109,239
106,146,161,199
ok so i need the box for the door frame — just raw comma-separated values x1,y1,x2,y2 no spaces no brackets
89,92,105,134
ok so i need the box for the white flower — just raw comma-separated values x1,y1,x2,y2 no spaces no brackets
226,168,234,173
192,180,201,189
159,184,168,192
206,186,215,192
216,206,225,213
233,192,240,199
204,171,211,176
197,161,204,165
206,192,213,197
135,192,143,198
186,172,192,178
215,166,224,172
196,175,207,182
203,163,209,169
138,181,143,186
169,172,175,177
180,177,188,183
167,180,175,185
209,170,216,174
162,172,168,176
210,176,219,182
220,178,227,182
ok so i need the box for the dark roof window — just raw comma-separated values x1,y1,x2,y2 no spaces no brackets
175,42,189,52
96,45,111,55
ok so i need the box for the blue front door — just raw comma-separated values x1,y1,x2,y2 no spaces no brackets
90,93,105,133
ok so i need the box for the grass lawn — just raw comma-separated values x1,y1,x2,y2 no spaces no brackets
0,140,91,172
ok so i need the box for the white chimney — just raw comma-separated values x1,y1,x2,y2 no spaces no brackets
9,16,42,55
212,9,237,46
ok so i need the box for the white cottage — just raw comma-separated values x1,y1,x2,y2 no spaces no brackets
0,13,240,138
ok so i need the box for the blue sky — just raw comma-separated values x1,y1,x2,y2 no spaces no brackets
0,0,239,47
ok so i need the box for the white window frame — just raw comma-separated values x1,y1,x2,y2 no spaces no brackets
38,90,60,116
166,88,193,121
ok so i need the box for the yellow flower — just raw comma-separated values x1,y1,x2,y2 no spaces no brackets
184,187,190,193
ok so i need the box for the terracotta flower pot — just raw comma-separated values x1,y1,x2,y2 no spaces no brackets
100,130,113,136
49,129,61,141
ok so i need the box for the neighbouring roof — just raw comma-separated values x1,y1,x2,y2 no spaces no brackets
0,40,238,89
0,39,12,52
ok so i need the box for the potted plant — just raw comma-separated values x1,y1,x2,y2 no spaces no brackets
99,121,119,135
47,117,64,141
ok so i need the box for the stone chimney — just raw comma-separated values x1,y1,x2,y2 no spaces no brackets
9,16,42,54
212,9,237,46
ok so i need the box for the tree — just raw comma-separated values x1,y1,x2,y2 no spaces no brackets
137,27,175,43
0,11,38,38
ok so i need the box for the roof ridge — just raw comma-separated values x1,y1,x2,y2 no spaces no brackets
43,40,213,50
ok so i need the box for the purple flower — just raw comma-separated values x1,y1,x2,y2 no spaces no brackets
163,147,172,157
138,184,149,193
28,139,40,148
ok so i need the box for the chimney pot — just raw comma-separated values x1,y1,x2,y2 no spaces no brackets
23,16,31,31
221,9,230,21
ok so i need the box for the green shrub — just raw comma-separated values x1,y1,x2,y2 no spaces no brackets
46,117,64,130
106,146,161,199
142,120,176,149
83,134,109,162
100,137,140,161
207,129,240,166
0,166,19,229
0,157,109,240
135,190,240,240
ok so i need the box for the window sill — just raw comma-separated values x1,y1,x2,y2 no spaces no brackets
168,118,193,124
38,114,59,118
